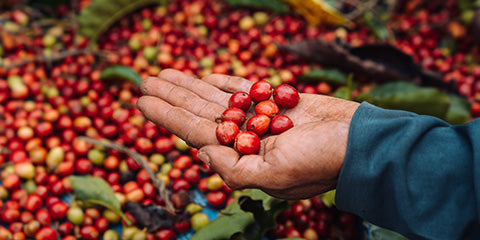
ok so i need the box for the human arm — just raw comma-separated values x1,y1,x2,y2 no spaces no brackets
136,69,359,199
336,102,480,239
137,69,480,239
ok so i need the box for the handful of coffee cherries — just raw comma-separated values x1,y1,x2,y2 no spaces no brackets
215,80,300,155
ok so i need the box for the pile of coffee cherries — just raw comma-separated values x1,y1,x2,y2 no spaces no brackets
215,80,300,155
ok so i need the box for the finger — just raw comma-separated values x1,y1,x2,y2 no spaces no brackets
156,69,232,108
197,145,266,189
137,96,219,148
141,76,225,121
202,73,253,94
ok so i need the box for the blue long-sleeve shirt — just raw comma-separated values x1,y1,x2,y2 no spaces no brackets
335,102,480,239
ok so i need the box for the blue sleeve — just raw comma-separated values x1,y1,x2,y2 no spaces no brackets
335,102,480,240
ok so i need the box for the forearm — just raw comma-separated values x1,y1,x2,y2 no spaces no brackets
335,102,480,239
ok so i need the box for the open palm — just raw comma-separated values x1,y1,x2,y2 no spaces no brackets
137,69,359,199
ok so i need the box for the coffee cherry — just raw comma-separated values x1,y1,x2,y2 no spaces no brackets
255,100,279,118
23,220,40,237
80,225,100,240
216,120,240,146
171,179,190,192
102,230,119,240
67,206,84,225
234,131,261,155
270,115,294,135
155,229,175,240
174,220,190,233
228,91,251,112
35,227,58,240
1,209,20,223
57,222,73,237
246,114,271,136
49,201,68,220
191,212,209,231
35,209,51,226
94,217,109,233
173,155,192,170
250,80,272,103
206,191,227,208
206,174,224,191
183,167,200,184
25,194,43,212
273,84,300,108
220,107,246,126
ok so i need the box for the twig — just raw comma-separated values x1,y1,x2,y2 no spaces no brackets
77,136,175,213
0,48,105,70
344,0,380,20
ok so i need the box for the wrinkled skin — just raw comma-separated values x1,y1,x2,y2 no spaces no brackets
137,69,359,200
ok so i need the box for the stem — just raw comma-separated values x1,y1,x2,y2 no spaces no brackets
0,48,105,70
77,136,175,213
0,48,103,70
344,0,380,20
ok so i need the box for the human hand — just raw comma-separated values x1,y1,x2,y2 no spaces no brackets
137,69,360,199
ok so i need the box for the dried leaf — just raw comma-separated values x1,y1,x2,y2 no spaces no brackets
125,201,175,233
283,0,350,27
279,39,460,94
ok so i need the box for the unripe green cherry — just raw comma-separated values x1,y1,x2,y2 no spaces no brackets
191,212,209,231
103,229,119,240
67,206,84,225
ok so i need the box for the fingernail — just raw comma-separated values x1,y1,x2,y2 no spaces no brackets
197,149,210,167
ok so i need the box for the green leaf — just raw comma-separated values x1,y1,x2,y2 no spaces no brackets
333,86,349,99
191,189,288,240
190,196,253,240
69,175,131,225
78,0,167,44
444,94,471,125
320,190,336,207
369,82,451,119
298,69,349,85
100,65,143,86
458,0,475,11
363,12,389,41
354,92,375,103
332,73,353,100
366,223,409,240
227,0,289,13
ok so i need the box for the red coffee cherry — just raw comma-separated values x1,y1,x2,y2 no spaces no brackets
228,92,251,112
255,100,279,118
246,114,271,136
250,80,272,103
273,84,300,108
234,131,260,155
270,115,294,135
216,121,240,146
221,108,246,126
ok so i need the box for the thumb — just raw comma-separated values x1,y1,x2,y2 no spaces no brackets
197,145,239,173
197,145,262,189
